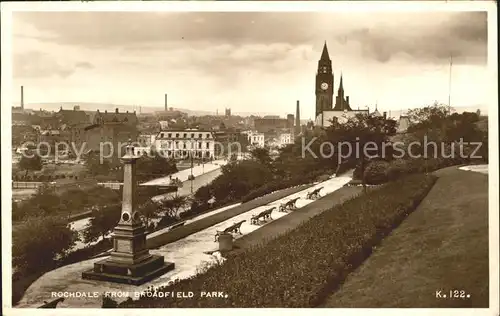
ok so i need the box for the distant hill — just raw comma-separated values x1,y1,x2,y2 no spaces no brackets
20,102,207,116
17,102,488,119
20,102,289,118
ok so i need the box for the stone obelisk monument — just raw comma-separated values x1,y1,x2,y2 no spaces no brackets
82,141,174,285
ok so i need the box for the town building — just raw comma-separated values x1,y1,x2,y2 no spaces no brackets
245,131,265,148
92,108,139,127
154,129,215,160
12,125,37,147
397,115,410,133
254,117,293,134
53,106,92,148
213,129,249,158
84,108,139,165
314,42,369,127
12,113,32,126
133,134,157,156
38,129,61,148
138,134,156,148
55,105,90,126
278,133,294,147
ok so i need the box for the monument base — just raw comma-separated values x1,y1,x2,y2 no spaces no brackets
82,255,174,285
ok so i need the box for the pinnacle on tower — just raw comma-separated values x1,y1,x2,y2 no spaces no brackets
320,41,330,60
338,73,344,91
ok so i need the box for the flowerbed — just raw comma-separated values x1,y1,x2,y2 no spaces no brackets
120,173,436,308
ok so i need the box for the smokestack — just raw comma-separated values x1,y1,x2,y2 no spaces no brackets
165,94,168,111
21,86,24,110
295,100,301,136
383,111,387,119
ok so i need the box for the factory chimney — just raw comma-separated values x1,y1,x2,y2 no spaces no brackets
165,94,168,111
21,86,24,110
295,100,301,136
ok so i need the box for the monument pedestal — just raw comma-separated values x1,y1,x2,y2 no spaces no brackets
82,222,175,285
82,255,174,285
82,141,175,285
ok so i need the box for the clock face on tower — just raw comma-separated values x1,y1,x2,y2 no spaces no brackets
321,82,329,90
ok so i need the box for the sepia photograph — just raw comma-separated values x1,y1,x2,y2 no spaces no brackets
1,1,498,314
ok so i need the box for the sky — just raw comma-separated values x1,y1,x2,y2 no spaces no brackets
10,10,489,119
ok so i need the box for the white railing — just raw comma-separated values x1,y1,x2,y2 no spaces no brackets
12,181,56,189
97,182,123,190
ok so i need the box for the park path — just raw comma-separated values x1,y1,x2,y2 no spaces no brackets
321,166,489,308
142,159,227,186
230,183,363,255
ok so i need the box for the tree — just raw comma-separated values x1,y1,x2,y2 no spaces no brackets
406,105,486,164
16,184,64,220
13,215,78,273
82,204,121,244
86,186,121,207
158,195,189,219
136,150,178,182
18,153,42,172
250,146,272,166
138,200,162,230
85,152,111,176
212,160,273,201
444,112,482,143
325,113,397,193
407,102,450,132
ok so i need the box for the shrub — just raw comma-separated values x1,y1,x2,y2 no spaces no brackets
120,174,436,308
13,216,78,274
387,159,409,181
364,160,390,185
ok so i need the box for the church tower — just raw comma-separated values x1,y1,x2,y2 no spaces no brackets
315,42,334,117
333,74,353,111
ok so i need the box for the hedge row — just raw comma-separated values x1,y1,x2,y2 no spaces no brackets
363,156,473,185
121,173,436,308
241,168,334,203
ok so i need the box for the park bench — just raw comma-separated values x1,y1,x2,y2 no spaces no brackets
279,197,300,212
306,187,323,200
214,220,246,242
38,298,64,308
250,207,275,225
169,221,186,231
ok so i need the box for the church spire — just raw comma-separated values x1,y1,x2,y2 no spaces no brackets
320,41,330,60
338,73,344,91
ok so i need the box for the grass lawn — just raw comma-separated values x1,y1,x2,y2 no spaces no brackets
321,166,489,307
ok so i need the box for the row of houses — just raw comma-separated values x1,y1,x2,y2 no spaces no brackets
133,128,295,160
13,106,139,165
